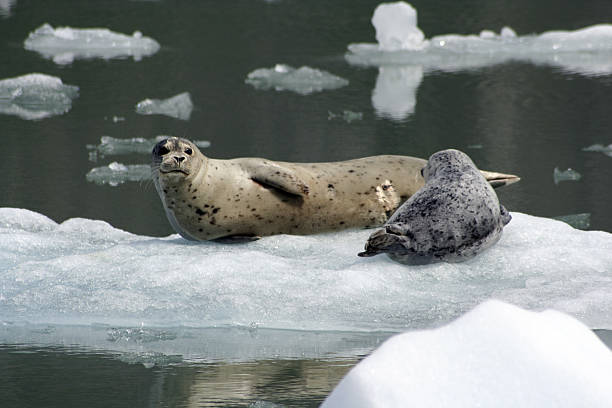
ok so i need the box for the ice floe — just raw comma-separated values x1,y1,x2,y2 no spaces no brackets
0,208,611,332
86,135,210,159
347,2,612,120
135,92,193,120
583,143,612,157
347,2,612,76
553,167,582,184
322,300,612,408
245,64,349,95
24,23,160,64
85,162,152,186
0,73,79,120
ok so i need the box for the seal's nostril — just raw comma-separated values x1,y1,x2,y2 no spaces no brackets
174,156,185,164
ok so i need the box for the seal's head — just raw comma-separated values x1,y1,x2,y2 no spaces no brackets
151,137,205,184
422,149,477,181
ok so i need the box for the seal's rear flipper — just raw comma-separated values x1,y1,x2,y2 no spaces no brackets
500,205,512,225
480,170,520,189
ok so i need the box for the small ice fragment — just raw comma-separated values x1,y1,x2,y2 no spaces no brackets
24,23,160,64
245,65,349,95
553,213,591,230
86,135,210,158
553,167,582,184
135,92,193,120
467,144,484,149
479,30,496,39
328,110,363,123
108,162,128,172
582,143,612,157
0,73,79,120
372,2,427,51
322,301,612,408
85,163,152,186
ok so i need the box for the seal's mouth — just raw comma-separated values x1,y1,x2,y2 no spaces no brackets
160,169,189,175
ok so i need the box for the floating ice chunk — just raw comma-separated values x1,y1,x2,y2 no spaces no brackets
328,110,363,123
85,162,151,186
583,143,612,157
245,64,349,95
24,23,160,64
372,1,426,51
347,3,612,76
0,73,78,120
553,213,591,230
135,92,193,120
86,135,210,159
553,167,582,184
322,300,612,408
0,209,611,331
372,65,423,121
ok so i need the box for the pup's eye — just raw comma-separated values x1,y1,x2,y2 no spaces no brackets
420,167,424,177
185,148,193,155
159,145,170,156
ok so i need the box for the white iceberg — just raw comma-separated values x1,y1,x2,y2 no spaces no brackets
135,92,193,120
24,23,160,65
0,208,611,332
322,300,612,408
85,162,152,186
0,73,79,120
347,3,612,76
245,64,349,95
86,135,210,158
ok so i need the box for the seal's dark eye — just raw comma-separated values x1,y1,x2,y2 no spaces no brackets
158,145,170,156
420,167,424,177
185,148,193,155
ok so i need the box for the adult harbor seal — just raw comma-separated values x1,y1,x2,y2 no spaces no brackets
358,149,512,264
152,138,518,241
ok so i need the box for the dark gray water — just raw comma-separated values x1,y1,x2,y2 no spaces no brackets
2,0,612,406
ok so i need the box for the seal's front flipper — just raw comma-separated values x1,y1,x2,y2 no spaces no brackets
214,234,261,244
249,162,310,197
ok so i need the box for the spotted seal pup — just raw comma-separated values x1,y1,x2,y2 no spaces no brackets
152,138,518,241
358,149,512,264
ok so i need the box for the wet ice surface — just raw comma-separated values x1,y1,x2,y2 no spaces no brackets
0,73,79,120
553,213,591,230
553,167,582,184
85,162,151,186
86,135,210,159
323,300,612,408
24,23,160,64
135,92,193,120
245,64,349,95
1,208,611,333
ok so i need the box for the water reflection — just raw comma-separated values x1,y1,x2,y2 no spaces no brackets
0,345,355,407
371,66,423,121
0,0,15,18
